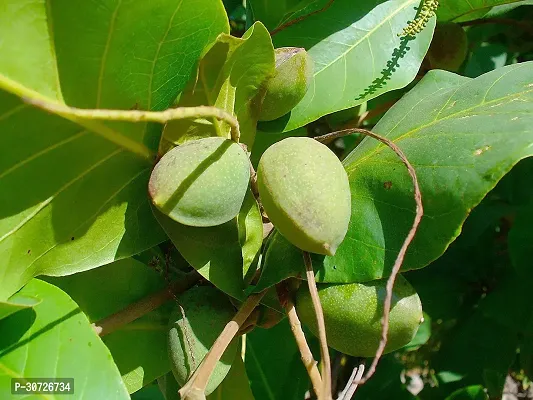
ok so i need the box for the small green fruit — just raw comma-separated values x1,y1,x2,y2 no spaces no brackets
149,137,250,227
427,23,468,72
296,275,423,357
257,137,351,256
168,286,238,396
259,47,313,121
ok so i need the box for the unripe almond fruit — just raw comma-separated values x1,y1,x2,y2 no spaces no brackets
296,275,423,357
259,47,313,121
257,137,351,256
149,137,250,227
168,286,238,396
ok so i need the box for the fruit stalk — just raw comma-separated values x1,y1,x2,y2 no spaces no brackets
179,290,267,399
277,283,322,397
303,251,332,400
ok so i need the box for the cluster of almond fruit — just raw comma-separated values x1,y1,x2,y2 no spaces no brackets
148,47,422,394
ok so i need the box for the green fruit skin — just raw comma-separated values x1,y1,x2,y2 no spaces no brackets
259,47,313,121
257,137,351,256
167,286,238,396
149,137,250,227
427,23,468,72
295,275,423,357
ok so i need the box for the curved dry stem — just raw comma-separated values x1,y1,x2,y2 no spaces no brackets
277,283,322,396
93,271,200,336
179,291,267,399
303,251,332,400
315,128,424,385
23,98,242,146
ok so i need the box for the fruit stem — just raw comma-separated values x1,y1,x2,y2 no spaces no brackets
303,251,332,400
92,271,200,336
178,290,267,399
23,98,242,155
277,283,323,397
315,128,424,385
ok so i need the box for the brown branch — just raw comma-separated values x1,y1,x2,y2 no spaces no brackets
315,128,424,385
277,283,322,397
303,251,332,400
337,362,365,400
93,271,201,336
179,290,267,399
459,17,533,32
270,0,336,36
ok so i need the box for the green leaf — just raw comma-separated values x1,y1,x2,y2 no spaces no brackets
160,22,275,149
0,279,129,399
247,0,315,31
260,62,533,287
0,293,41,321
0,0,62,100
437,0,526,22
509,205,533,280
0,0,229,300
246,319,314,400
207,356,255,400
403,312,431,351
46,258,172,394
155,190,262,299
269,0,435,131
433,313,516,397
445,385,488,400
50,0,229,111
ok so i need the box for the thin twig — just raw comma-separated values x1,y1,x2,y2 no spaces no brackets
23,98,242,144
303,251,332,400
315,128,423,384
337,363,365,400
277,283,322,397
93,271,200,336
179,291,267,399
270,0,336,36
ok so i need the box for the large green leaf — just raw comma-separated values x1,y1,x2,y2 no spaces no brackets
509,205,533,280
247,0,315,30
207,356,255,400
0,0,229,300
46,258,173,394
155,190,263,299
0,279,129,399
0,0,62,100
160,22,275,150
258,62,533,287
267,0,435,131
0,293,41,321
437,0,526,22
246,319,314,400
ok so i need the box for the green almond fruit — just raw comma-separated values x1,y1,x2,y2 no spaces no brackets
168,286,238,396
149,137,250,227
295,275,423,357
257,137,351,256
427,23,468,72
259,47,313,122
